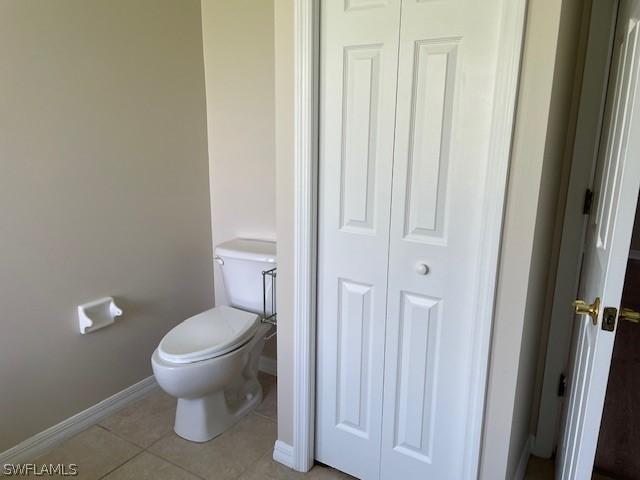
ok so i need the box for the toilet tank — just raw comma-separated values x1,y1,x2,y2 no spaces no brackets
215,238,276,315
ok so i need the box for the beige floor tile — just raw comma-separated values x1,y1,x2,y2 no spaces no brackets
34,426,140,480
99,388,176,448
149,413,276,480
307,465,355,480
102,452,200,480
255,372,277,421
238,452,351,480
237,451,305,480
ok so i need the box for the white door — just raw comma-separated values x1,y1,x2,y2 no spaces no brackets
317,0,514,478
380,1,505,478
558,1,640,478
316,2,401,478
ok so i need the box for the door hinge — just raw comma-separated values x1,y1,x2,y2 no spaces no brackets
558,373,567,397
583,188,594,215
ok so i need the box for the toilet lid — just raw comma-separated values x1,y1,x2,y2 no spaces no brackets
158,306,260,364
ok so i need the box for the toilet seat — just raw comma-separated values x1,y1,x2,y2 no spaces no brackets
158,306,260,364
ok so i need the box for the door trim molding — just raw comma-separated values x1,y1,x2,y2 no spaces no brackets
273,440,296,469
289,0,527,475
463,1,528,476
290,0,318,472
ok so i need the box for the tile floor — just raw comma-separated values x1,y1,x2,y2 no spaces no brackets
18,379,621,480
28,373,349,480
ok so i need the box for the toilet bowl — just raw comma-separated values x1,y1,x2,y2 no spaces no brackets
152,309,270,442
151,239,276,442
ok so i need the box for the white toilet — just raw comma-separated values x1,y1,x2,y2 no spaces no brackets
151,238,275,442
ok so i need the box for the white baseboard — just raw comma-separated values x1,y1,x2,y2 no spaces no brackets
273,440,295,469
514,435,534,480
0,376,157,465
259,355,277,376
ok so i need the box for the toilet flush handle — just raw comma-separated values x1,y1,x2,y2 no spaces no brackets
214,256,224,265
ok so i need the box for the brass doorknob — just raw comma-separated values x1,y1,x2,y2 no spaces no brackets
573,297,601,325
620,308,640,324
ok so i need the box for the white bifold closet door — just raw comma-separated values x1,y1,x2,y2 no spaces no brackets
316,1,506,479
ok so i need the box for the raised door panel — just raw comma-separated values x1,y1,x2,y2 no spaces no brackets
560,323,595,478
381,0,506,478
336,279,374,436
595,19,639,251
403,39,458,244
316,1,401,479
340,46,382,234
393,292,441,462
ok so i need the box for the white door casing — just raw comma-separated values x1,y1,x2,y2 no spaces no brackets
558,1,640,478
316,2,401,478
316,0,522,479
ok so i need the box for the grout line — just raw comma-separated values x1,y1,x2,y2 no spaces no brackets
252,410,277,424
144,450,209,480
232,442,279,480
240,449,276,479
93,424,143,451
96,449,145,480
144,428,176,451
94,423,152,450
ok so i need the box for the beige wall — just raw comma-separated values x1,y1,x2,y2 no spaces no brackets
480,0,587,478
512,0,587,469
0,0,213,452
200,0,277,359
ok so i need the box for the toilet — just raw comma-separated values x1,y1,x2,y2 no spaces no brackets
151,238,275,442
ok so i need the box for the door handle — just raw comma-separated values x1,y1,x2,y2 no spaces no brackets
620,308,640,324
573,297,600,325
415,263,430,275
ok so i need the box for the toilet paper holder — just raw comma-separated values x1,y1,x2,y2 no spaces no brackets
262,268,277,341
78,297,123,334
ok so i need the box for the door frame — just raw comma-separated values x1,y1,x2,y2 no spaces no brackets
533,0,619,457
289,0,528,475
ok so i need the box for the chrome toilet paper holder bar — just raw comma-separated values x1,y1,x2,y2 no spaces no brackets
261,267,277,340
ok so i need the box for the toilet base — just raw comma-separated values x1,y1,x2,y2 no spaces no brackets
174,378,263,442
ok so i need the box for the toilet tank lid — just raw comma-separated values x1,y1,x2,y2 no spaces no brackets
215,238,276,263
